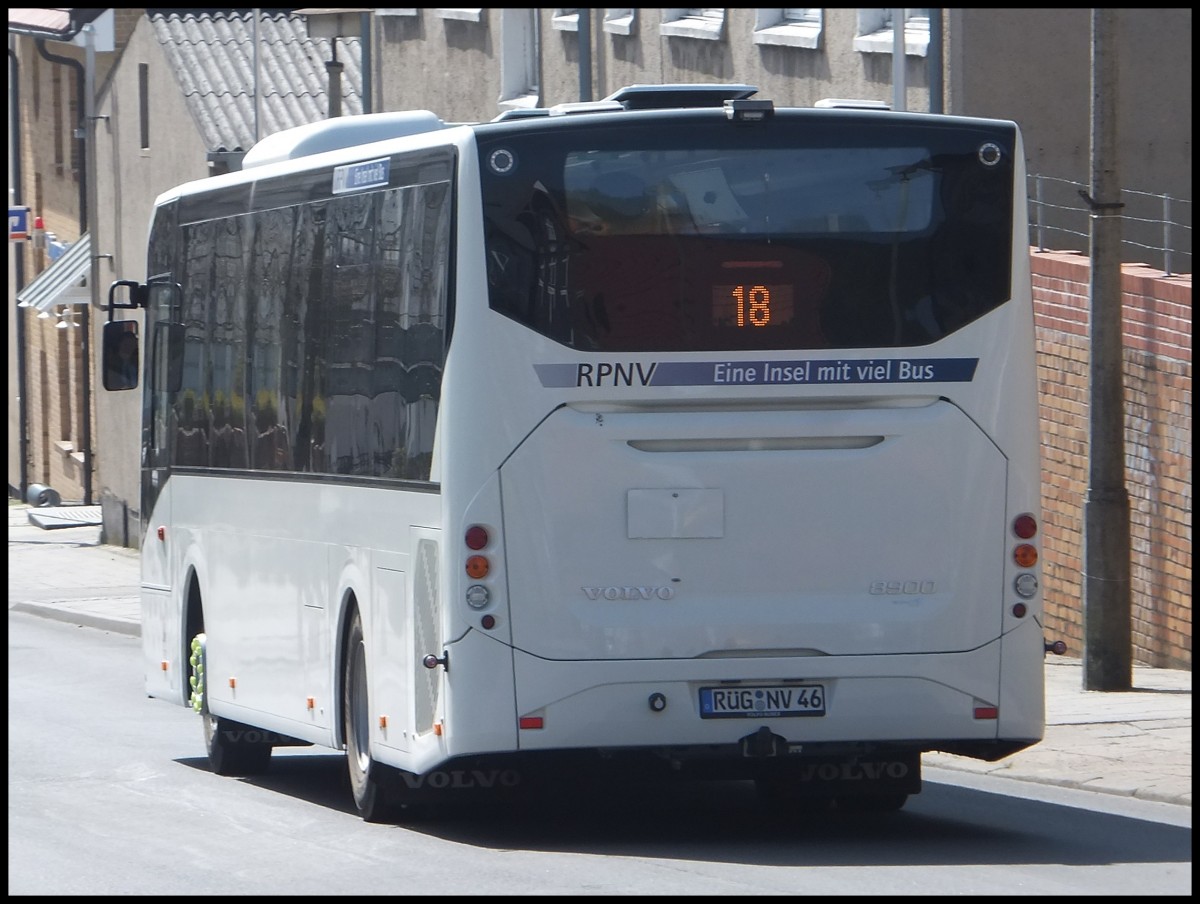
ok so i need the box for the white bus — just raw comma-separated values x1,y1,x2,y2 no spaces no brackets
104,85,1050,820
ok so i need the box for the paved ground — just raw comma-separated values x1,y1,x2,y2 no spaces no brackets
7,500,1191,808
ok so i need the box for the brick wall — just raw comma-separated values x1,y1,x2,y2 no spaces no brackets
1032,250,1192,669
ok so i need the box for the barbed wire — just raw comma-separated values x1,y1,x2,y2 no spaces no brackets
1027,174,1192,277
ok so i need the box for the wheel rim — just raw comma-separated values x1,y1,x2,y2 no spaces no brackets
349,639,370,774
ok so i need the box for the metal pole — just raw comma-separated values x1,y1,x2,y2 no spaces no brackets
891,9,906,111
928,8,943,114
253,9,261,142
81,24,98,507
578,8,592,102
360,12,372,113
1082,7,1132,691
9,43,30,502
327,37,343,118
1162,194,1172,277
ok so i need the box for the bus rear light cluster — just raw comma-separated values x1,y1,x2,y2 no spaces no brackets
1011,513,1040,605
464,525,497,627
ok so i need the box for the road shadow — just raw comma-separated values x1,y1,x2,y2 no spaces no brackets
177,751,1191,868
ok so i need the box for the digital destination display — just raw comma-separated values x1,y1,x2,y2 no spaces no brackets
712,284,795,328
712,260,796,329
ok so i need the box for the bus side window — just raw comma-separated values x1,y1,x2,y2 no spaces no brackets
157,322,186,393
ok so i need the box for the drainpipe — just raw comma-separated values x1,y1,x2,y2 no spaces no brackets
9,44,29,501
36,37,94,506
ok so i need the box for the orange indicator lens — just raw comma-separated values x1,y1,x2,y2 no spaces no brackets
1013,544,1038,567
466,555,489,578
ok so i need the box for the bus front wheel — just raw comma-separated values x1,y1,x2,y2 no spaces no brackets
193,634,272,776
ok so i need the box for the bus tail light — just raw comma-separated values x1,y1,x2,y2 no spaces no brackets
1012,513,1038,539
464,525,496,613
466,555,489,579
1013,544,1038,567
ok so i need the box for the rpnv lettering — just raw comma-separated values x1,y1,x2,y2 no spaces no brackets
576,362,657,387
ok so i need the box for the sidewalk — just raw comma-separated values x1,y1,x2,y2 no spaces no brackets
7,500,1191,808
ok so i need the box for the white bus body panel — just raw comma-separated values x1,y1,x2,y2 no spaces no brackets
143,475,446,759
500,399,1005,660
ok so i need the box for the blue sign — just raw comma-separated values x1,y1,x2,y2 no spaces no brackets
332,158,391,194
535,357,980,388
9,206,30,241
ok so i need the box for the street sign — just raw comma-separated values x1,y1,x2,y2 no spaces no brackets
9,206,31,241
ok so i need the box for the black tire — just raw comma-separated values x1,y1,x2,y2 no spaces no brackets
204,713,273,776
192,633,272,776
344,610,394,822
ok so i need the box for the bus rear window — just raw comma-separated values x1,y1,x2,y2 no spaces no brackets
479,117,1014,352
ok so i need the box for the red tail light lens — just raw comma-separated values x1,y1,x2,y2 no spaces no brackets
1013,513,1038,539
465,525,489,550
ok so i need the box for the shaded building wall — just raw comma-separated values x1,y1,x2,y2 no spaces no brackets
92,14,216,547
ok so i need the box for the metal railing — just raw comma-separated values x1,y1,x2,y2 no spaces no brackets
1028,174,1192,277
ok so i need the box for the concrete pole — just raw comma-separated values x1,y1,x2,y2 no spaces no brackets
1082,7,1132,691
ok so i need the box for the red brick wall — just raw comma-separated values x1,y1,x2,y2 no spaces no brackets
1032,250,1192,669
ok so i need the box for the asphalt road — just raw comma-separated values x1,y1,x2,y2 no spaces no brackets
7,611,1191,896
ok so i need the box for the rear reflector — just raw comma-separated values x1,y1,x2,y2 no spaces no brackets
519,716,544,730
974,706,999,720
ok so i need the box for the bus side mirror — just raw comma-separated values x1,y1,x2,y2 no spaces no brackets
102,320,140,391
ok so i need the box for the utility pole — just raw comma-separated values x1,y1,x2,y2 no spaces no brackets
1082,7,1132,691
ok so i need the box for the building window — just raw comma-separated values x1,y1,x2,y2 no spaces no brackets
139,63,150,151
753,9,823,49
498,8,539,112
434,9,484,23
660,8,725,41
854,8,930,57
603,8,637,36
551,8,581,32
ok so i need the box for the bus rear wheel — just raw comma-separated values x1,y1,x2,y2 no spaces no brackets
343,610,395,822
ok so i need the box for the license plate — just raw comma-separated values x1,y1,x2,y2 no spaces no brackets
699,684,826,718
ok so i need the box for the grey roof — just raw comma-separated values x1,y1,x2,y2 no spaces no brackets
148,9,363,155
7,8,108,41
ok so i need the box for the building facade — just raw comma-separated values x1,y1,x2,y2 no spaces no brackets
8,8,1191,667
